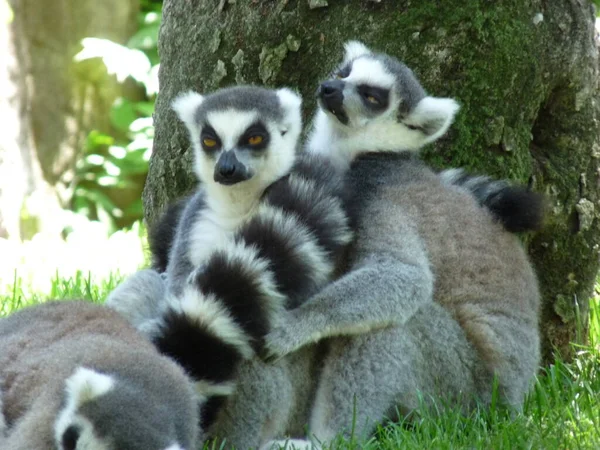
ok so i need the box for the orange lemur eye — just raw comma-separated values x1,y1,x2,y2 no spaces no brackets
366,96,379,105
248,135,263,145
203,138,217,147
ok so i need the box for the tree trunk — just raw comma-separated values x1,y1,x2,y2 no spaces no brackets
145,0,600,364
0,0,139,240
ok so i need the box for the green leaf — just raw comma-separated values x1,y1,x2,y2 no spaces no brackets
110,98,137,132
127,22,160,51
85,130,114,152
134,101,155,117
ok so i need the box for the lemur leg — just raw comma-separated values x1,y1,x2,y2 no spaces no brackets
458,310,540,410
105,269,167,333
207,357,296,450
210,345,320,450
267,303,485,449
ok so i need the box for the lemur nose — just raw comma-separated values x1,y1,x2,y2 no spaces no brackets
218,164,235,177
319,80,344,97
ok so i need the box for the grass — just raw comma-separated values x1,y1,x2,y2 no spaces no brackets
1,272,599,449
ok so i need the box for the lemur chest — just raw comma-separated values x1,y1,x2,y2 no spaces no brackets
187,207,251,268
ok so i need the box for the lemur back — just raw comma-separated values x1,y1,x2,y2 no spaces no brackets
351,154,540,399
0,300,198,450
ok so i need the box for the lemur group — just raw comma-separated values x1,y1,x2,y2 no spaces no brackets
0,41,545,450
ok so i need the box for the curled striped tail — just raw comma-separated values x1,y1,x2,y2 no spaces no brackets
149,239,285,428
439,168,545,233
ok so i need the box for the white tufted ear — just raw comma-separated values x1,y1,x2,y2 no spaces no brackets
65,367,115,408
276,88,303,136
172,91,205,135
343,40,372,63
276,88,302,117
405,96,460,145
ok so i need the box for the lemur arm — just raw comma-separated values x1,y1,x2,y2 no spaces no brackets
263,241,434,360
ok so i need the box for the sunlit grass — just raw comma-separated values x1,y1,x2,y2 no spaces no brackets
0,220,147,300
0,270,124,317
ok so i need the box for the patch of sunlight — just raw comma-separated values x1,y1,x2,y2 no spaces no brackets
1,0,13,24
75,37,151,85
0,217,146,298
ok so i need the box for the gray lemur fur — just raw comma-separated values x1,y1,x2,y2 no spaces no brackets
0,300,198,450
258,41,541,449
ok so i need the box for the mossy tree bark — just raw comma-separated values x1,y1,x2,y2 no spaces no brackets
0,0,138,239
146,0,600,364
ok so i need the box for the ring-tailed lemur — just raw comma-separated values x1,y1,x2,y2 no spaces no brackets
106,86,353,443
0,300,198,450
261,41,541,449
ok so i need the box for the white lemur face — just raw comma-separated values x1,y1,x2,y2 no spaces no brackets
172,86,302,192
309,41,459,166
54,367,186,450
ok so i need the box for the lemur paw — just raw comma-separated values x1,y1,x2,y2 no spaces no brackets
261,311,306,362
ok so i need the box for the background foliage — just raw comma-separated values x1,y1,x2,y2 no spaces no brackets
72,0,161,231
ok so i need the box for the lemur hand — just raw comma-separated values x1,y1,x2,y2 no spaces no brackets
261,310,311,363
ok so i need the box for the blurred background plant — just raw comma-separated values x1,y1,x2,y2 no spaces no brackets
72,0,161,231
0,0,163,289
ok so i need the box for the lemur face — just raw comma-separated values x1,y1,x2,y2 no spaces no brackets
55,368,188,450
173,86,302,190
318,48,396,129
314,41,459,154
198,111,272,186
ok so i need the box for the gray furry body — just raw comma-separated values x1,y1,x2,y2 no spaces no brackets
217,152,540,450
265,154,539,448
0,300,198,450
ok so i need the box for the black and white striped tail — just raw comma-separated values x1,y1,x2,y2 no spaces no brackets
439,168,545,233
151,153,352,429
151,241,283,428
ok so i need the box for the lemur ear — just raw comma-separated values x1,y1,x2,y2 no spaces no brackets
404,97,460,145
343,41,372,63
276,88,303,136
65,367,115,408
172,91,205,134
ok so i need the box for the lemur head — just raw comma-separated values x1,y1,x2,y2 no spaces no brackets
172,86,302,195
54,367,191,450
308,41,460,167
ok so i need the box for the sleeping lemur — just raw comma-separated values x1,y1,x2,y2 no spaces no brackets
261,41,541,449
106,85,354,441
0,300,198,450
